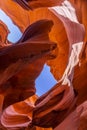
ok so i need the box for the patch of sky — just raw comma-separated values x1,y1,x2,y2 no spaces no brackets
0,9,22,43
35,64,57,96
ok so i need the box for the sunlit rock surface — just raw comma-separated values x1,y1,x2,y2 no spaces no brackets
13,0,64,10
0,0,87,130
0,0,30,32
1,95,36,128
0,19,56,106
0,20,10,46
0,17,56,130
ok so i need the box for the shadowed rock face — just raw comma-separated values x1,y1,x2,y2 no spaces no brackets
26,0,87,129
13,0,64,10
0,0,87,130
54,101,87,130
0,20,56,104
0,19,56,130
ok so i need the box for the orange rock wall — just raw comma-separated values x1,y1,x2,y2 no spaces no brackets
0,0,87,130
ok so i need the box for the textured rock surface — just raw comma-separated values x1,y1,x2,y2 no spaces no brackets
0,20,10,46
54,101,87,130
0,18,56,130
0,0,87,130
0,19,56,108
27,0,87,129
14,0,64,10
0,0,30,32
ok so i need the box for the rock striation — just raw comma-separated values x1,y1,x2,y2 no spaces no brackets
0,0,87,130
0,18,56,130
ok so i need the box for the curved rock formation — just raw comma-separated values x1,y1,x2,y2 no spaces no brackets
1,95,36,128
54,101,87,130
25,0,87,129
0,0,87,130
0,18,56,130
13,0,64,10
0,0,30,32
0,19,56,109
0,20,10,46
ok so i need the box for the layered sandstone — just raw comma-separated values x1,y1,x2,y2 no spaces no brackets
0,18,56,130
0,0,87,130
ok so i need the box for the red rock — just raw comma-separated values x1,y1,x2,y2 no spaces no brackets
0,20,10,47
13,0,64,10
0,0,87,130
0,19,56,109
54,101,87,130
0,12,56,130
33,82,76,128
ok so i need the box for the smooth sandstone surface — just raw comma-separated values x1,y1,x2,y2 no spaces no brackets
0,0,87,130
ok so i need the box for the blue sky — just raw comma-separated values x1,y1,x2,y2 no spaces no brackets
0,9,22,43
0,9,57,96
35,64,57,95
